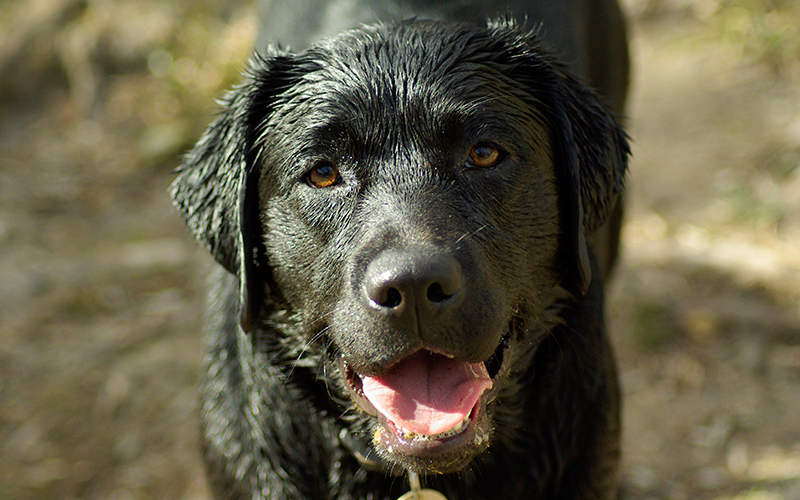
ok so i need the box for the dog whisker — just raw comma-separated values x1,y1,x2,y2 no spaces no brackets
454,224,488,246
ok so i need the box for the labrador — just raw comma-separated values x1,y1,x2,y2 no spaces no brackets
171,1,630,498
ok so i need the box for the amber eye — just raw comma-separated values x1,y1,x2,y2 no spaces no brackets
468,143,502,168
305,161,341,188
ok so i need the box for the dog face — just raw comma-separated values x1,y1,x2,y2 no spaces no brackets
172,20,627,475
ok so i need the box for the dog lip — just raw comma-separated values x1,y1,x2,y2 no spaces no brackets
483,330,511,379
341,359,379,416
340,330,511,412
374,399,489,458
338,330,511,464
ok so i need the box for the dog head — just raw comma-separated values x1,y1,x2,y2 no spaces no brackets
172,19,627,475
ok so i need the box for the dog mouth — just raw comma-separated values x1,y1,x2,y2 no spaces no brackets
339,331,511,471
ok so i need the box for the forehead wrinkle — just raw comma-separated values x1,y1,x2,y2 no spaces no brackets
277,72,543,172
267,24,548,162
308,67,510,145
310,23,507,111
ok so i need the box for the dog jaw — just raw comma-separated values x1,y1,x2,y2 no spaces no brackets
338,330,512,474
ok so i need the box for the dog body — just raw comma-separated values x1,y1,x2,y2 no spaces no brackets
172,2,629,499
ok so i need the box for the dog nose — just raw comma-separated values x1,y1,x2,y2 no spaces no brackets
363,248,463,320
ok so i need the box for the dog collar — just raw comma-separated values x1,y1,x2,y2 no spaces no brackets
338,431,449,500
398,473,448,500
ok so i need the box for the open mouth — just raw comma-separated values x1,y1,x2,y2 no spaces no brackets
339,331,511,468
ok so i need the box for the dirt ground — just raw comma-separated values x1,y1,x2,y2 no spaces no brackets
1,0,798,499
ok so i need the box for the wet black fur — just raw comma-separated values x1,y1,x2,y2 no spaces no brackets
171,8,629,500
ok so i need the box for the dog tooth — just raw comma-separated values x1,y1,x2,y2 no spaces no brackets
382,415,474,451
394,413,472,443
397,427,418,441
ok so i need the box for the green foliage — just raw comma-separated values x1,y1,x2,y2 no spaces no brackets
712,0,800,78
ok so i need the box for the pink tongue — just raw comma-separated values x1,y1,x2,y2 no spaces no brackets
360,351,492,436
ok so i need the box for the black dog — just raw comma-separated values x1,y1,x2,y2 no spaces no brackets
171,1,629,498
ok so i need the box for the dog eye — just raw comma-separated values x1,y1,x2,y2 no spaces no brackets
305,161,341,188
467,143,502,168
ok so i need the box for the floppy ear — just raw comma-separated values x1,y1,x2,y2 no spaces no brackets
170,50,308,332
547,73,629,294
494,23,629,293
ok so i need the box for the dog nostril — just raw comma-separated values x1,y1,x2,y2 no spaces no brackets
426,282,452,303
365,268,406,309
380,287,403,308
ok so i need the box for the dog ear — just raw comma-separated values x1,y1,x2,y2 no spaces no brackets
493,23,629,293
547,74,629,294
170,50,308,332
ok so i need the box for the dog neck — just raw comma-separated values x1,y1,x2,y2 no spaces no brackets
338,430,449,499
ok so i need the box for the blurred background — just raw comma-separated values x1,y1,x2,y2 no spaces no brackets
1,0,799,498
